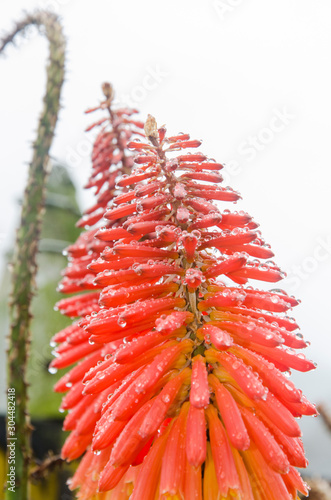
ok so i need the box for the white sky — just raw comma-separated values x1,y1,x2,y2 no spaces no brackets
1,0,331,477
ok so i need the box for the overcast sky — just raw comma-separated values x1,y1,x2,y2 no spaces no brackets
1,0,331,477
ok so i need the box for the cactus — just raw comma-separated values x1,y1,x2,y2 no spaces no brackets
1,11,65,499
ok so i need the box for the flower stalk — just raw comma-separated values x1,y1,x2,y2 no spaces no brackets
51,108,316,499
1,11,65,499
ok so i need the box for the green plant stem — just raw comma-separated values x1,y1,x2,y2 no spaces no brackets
0,11,65,500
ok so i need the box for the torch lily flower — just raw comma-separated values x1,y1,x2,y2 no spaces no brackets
52,102,314,499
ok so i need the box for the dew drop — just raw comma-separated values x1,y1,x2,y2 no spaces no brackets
261,391,268,401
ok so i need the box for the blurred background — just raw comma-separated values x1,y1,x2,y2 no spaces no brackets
0,0,330,496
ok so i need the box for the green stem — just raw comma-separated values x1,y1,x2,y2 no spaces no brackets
1,11,66,500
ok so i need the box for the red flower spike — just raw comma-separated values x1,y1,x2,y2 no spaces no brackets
127,140,153,150
184,197,220,215
54,350,103,392
189,212,222,230
199,229,257,250
111,190,136,205
190,355,210,409
104,202,138,220
241,407,290,474
88,317,159,344
286,394,318,417
137,193,172,211
214,305,299,332
176,206,191,223
199,289,246,310
50,341,100,370
67,448,94,491
184,460,203,500
131,426,170,500
243,444,292,500
107,400,155,468
74,390,106,435
257,412,307,468
179,230,200,262
177,153,207,162
229,262,285,283
95,227,130,241
100,282,179,308
231,448,255,500
139,367,191,439
92,374,142,443
83,342,179,395
114,330,170,364
84,105,100,114
94,262,184,287
128,339,193,397
159,403,189,498
116,296,186,327
134,180,164,197
158,127,167,143
229,345,303,403
156,225,182,244
203,443,221,500
167,139,202,150
127,219,173,237
55,292,100,319
255,391,302,438
202,324,234,350
284,466,309,496
134,154,157,164
206,405,240,497
98,463,129,493
168,133,191,142
155,311,194,334
173,182,188,200
188,186,241,202
179,171,223,183
186,404,207,467
179,161,223,171
53,108,314,499
122,206,171,227
204,253,247,280
51,322,81,344
63,393,97,431
247,343,316,373
209,374,250,451
206,349,267,400
112,243,179,259
211,319,284,348
185,268,203,291
61,431,92,461
92,416,126,453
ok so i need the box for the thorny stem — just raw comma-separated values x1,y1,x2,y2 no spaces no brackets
1,11,65,500
145,116,205,356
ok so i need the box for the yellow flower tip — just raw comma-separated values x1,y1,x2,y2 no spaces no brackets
196,327,205,341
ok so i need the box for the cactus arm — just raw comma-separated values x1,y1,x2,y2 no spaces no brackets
1,11,65,500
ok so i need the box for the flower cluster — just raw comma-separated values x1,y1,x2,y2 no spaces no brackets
51,100,316,499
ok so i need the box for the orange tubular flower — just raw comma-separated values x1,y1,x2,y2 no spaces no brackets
53,108,316,499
